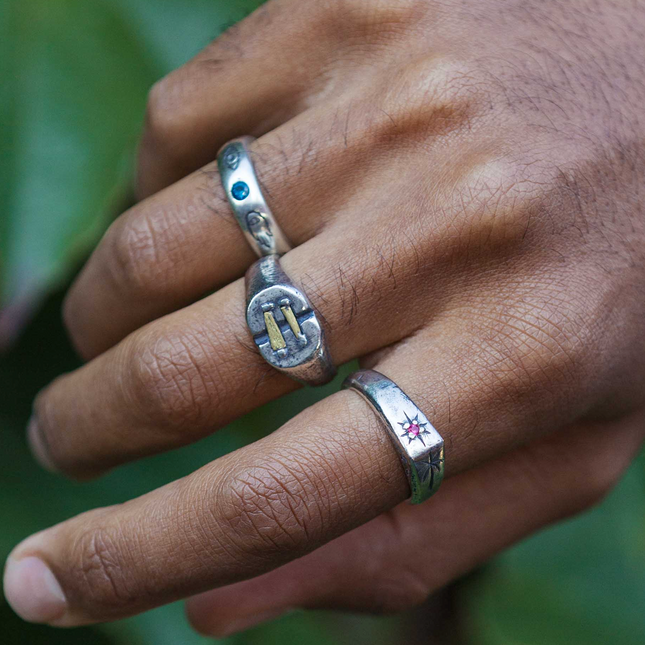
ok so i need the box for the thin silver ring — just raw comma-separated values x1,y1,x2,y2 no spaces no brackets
246,255,336,386
343,369,444,504
218,136,292,257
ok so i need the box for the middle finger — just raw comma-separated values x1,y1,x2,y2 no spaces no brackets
32,218,446,479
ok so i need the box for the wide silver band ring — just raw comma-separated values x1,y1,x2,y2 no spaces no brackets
217,136,292,257
343,370,444,504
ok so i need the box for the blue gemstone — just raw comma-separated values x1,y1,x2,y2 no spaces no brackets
231,181,249,200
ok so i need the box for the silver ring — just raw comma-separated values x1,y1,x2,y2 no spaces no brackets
218,136,292,257
246,255,336,386
342,369,444,504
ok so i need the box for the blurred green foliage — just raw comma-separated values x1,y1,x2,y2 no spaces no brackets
1,0,644,644
466,459,645,645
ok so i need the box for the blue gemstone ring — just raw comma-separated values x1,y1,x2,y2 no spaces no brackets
217,137,292,257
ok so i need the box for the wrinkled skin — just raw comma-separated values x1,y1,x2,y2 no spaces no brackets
4,0,645,637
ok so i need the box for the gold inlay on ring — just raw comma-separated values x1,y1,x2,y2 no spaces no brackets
281,305,301,337
264,311,286,351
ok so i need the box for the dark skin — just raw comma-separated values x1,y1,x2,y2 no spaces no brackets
4,0,645,636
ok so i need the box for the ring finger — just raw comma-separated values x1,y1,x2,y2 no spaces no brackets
66,105,347,360
34,244,600,487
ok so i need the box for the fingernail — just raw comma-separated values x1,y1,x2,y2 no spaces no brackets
3,556,67,623
27,414,57,473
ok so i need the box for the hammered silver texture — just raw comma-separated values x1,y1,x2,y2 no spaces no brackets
246,256,336,386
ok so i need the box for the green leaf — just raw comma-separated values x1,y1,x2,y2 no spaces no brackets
462,451,645,645
0,0,263,341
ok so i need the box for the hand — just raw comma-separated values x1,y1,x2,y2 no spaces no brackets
5,0,645,636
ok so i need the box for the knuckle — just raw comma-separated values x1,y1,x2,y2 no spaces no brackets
450,158,546,252
528,303,589,385
126,329,221,430
454,150,604,254
142,74,187,156
464,291,597,411
104,214,176,301
222,460,323,560
420,56,491,111
528,283,609,391
368,56,482,147
71,524,136,610
328,0,425,36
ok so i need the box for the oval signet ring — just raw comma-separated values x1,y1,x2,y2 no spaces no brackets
246,255,336,386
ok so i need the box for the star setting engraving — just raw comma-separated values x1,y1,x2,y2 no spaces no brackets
398,412,431,445
416,449,445,487
398,412,444,491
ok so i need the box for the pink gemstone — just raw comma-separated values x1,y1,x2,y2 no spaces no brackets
408,423,420,436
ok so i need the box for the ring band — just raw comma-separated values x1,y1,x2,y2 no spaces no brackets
343,370,444,504
218,136,292,257
219,136,335,385
246,255,336,386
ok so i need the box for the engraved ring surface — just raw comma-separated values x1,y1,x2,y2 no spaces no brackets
218,136,292,257
219,136,335,386
246,256,336,385
343,370,444,504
